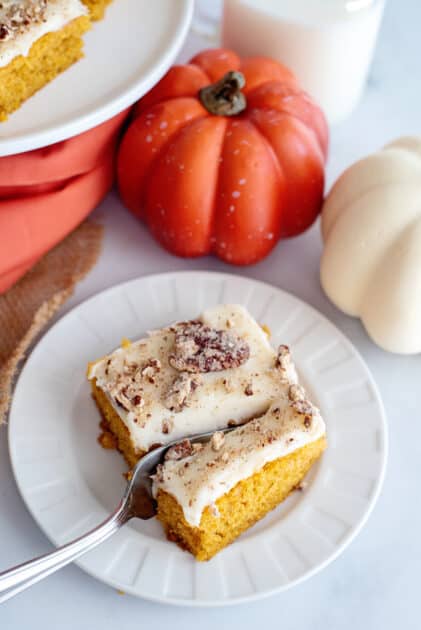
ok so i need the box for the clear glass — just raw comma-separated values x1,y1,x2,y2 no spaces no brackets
222,0,386,124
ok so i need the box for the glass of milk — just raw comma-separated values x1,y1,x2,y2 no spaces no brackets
222,0,386,124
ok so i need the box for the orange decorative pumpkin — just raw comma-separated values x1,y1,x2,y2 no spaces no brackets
118,48,328,265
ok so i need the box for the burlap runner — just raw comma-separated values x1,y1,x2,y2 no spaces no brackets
0,220,103,425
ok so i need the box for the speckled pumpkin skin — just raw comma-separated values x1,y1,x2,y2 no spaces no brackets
118,48,328,265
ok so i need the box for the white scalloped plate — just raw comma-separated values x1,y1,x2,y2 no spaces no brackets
8,272,387,606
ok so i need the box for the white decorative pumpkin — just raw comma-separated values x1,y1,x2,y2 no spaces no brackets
321,136,421,354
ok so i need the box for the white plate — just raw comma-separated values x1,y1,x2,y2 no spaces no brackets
0,0,193,156
8,272,387,606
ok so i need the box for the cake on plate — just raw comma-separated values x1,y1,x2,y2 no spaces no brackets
0,0,112,121
88,302,327,560
153,392,326,561
88,304,301,468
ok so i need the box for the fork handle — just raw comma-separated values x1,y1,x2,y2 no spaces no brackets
0,502,129,604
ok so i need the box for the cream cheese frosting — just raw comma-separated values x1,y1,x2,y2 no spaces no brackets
0,0,88,68
88,304,299,453
152,391,326,527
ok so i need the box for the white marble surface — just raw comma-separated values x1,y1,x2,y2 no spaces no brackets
1,0,420,627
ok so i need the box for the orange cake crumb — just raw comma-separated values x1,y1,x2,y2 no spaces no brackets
0,15,90,121
83,0,112,20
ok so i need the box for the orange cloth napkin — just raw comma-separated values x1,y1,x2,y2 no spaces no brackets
0,220,103,424
0,109,129,294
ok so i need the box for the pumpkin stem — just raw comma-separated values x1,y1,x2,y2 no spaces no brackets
199,71,247,116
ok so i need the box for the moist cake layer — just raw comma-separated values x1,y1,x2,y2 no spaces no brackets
88,305,298,455
156,437,326,561
153,389,326,526
0,13,90,121
0,0,88,68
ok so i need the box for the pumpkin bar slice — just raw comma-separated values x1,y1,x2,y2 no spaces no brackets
152,389,327,561
0,0,112,122
87,304,299,467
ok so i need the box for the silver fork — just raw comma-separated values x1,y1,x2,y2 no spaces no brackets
0,427,235,603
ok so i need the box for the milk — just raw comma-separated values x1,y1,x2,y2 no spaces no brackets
222,0,386,124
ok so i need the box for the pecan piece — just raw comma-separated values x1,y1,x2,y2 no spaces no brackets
141,358,161,383
288,384,305,402
210,431,225,452
169,321,250,373
276,344,291,370
291,399,314,416
162,417,174,435
0,24,11,41
291,399,314,428
164,439,194,461
164,373,201,412
244,383,253,396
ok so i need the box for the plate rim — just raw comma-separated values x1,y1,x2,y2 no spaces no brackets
0,0,194,157
8,271,389,606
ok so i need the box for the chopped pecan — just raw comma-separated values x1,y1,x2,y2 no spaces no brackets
123,361,139,376
162,417,174,435
192,442,204,455
288,384,305,401
164,373,201,412
276,344,291,370
210,431,225,452
0,24,10,41
112,381,144,412
0,1,47,42
153,463,165,483
291,399,314,416
164,439,194,461
141,358,161,383
291,399,314,428
244,383,254,396
169,321,250,373
222,378,235,393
